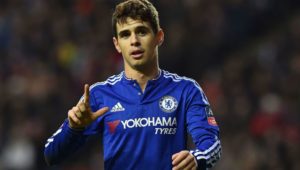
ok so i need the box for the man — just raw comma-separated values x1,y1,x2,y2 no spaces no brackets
44,0,221,169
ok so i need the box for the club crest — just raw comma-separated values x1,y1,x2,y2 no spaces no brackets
159,96,178,113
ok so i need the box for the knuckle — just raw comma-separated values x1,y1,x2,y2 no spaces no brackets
73,116,81,124
72,106,78,112
80,105,86,112
69,111,76,118
75,111,82,118
182,159,188,166
68,110,72,116
70,114,76,120
177,162,184,168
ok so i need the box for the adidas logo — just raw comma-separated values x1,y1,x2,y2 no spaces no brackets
111,102,125,112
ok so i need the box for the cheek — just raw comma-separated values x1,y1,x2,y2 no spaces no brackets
116,47,122,53
120,46,128,55
117,43,126,54
148,41,157,53
149,39,158,49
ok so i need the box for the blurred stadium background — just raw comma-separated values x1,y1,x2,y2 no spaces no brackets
0,0,300,169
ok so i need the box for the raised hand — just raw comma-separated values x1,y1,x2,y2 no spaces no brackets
172,151,197,170
68,84,109,129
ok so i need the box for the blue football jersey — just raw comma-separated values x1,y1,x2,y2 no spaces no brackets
44,70,221,169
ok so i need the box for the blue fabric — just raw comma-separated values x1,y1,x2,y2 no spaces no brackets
44,70,221,169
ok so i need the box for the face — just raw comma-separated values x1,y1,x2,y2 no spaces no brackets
113,18,164,72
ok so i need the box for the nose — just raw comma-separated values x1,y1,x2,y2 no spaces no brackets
130,34,140,46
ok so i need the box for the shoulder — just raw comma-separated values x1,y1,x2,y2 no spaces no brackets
162,70,203,90
162,70,210,105
90,72,124,91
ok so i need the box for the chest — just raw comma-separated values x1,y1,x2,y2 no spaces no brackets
102,94,183,136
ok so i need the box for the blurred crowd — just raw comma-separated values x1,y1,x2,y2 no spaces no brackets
0,0,300,170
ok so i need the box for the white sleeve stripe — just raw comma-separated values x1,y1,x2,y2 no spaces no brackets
44,127,63,148
207,152,221,164
53,129,62,136
207,151,222,168
206,147,221,163
194,142,221,157
194,139,220,156
195,144,221,160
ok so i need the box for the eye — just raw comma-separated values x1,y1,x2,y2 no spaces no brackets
137,30,147,36
119,31,130,39
136,28,149,36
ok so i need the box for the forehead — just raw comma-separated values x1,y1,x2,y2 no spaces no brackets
116,18,152,33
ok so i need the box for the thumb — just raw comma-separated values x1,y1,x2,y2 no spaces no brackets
91,107,109,120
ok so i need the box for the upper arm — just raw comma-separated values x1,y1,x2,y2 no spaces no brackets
185,81,221,168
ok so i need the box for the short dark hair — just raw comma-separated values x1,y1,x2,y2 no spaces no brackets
112,0,160,37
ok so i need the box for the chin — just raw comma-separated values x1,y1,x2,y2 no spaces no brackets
132,61,149,70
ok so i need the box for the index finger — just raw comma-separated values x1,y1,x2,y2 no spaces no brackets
84,84,90,104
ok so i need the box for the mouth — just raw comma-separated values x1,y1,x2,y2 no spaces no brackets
130,50,144,59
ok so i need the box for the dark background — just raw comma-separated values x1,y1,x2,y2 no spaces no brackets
0,0,299,169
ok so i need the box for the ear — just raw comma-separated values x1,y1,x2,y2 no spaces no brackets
113,37,122,53
157,29,164,46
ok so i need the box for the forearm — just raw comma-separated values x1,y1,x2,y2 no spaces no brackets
44,121,87,165
190,136,222,169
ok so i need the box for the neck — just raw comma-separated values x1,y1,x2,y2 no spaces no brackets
124,65,159,92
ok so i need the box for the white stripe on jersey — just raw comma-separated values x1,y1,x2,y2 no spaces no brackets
193,139,220,156
190,136,221,168
45,128,62,148
79,72,123,102
92,72,123,88
106,72,124,83
163,70,209,104
195,144,221,159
